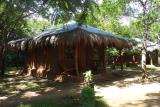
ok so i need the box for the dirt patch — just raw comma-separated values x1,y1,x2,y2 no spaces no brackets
0,70,160,107
95,72,160,107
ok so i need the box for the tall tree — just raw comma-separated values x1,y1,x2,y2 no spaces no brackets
126,0,160,78
84,0,130,36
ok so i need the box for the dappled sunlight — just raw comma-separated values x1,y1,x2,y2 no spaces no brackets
0,96,8,101
37,66,45,77
21,91,40,98
44,87,55,92
16,84,28,90
0,67,160,107
0,73,82,107
95,78,160,107
9,91,20,94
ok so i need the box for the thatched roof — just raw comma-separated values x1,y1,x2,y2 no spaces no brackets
9,21,132,51
132,38,160,52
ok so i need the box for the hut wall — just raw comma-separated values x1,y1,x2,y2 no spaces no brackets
77,43,86,72
152,50,158,65
25,45,62,79
98,45,105,71
77,43,105,73
147,50,158,65
23,42,106,79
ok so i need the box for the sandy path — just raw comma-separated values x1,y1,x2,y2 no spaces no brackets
95,76,160,107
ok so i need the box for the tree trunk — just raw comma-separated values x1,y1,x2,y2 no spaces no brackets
149,52,153,65
75,44,80,81
119,49,123,71
141,25,148,79
0,46,6,75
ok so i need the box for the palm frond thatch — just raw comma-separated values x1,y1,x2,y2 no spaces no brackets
8,21,132,50
131,38,160,52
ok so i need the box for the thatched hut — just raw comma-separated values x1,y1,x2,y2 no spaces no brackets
125,38,160,65
9,21,131,80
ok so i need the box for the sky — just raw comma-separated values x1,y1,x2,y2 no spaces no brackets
119,16,135,26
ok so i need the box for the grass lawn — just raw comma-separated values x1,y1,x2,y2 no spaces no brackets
18,98,108,107
18,100,78,107
146,65,160,72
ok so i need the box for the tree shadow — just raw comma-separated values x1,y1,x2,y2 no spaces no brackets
94,66,160,88
0,67,160,107
125,92,160,107
0,74,82,107
94,70,142,88
95,98,109,107
143,92,160,107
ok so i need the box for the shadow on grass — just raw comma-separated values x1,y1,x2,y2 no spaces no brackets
0,73,82,107
18,100,79,107
17,98,109,107
125,92,160,107
95,97,109,107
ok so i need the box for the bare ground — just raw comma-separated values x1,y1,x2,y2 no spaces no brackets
94,71,160,107
0,70,160,107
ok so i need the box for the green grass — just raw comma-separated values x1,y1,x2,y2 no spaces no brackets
5,67,17,72
96,98,109,107
0,81,42,94
18,100,79,107
146,65,160,72
123,65,160,72
17,98,108,107
27,82,41,89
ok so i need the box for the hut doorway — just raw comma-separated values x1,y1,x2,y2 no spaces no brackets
58,45,75,75
92,48,100,73
91,45,105,74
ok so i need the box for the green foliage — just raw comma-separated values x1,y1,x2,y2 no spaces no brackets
123,49,141,56
106,48,119,57
5,67,16,72
126,0,160,41
95,98,109,107
18,100,77,107
27,19,53,36
150,23,160,41
5,50,18,67
80,86,95,107
27,82,40,89
83,0,133,39
83,70,93,83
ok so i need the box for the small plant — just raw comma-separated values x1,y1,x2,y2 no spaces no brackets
83,70,94,88
80,86,95,107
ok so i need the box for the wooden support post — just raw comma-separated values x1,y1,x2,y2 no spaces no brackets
119,49,123,71
103,47,106,72
75,44,80,81
149,52,153,65
16,51,19,70
101,46,105,72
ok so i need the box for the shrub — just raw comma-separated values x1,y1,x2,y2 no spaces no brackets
83,70,94,88
80,86,95,107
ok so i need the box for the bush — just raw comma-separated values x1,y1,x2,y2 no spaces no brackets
80,86,95,107
83,70,94,88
